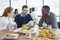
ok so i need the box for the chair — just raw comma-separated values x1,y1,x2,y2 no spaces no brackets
57,22,60,28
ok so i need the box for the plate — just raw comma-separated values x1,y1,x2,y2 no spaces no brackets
17,28,30,33
1,34,19,40
38,29,57,39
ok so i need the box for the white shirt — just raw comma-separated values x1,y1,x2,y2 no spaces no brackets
0,17,16,30
30,12,37,19
30,12,38,24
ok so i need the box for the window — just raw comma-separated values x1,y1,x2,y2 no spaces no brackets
0,0,9,16
0,0,60,21
44,0,59,21
27,0,43,16
11,0,26,13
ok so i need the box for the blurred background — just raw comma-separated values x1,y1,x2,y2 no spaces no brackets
0,0,59,21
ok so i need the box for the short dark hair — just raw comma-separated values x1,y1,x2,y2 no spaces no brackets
15,9,18,11
22,5,28,10
31,7,35,11
42,5,50,10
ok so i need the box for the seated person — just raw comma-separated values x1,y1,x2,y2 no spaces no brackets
0,7,17,30
39,5,58,29
13,9,18,19
14,5,32,28
29,7,38,23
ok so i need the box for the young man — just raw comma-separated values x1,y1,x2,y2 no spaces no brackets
14,5,32,28
39,5,58,28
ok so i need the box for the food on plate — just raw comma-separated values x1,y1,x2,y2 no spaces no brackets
39,29,55,37
41,38,49,40
30,38,50,40
21,24,28,30
30,38,39,40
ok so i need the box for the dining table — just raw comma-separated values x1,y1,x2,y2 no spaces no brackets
0,29,60,40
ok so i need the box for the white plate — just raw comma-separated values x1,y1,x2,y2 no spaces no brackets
17,28,30,33
17,28,35,34
13,28,36,34
1,34,19,39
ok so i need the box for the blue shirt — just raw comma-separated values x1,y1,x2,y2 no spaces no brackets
14,13,32,28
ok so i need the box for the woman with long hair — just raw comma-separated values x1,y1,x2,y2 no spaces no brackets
0,7,17,30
